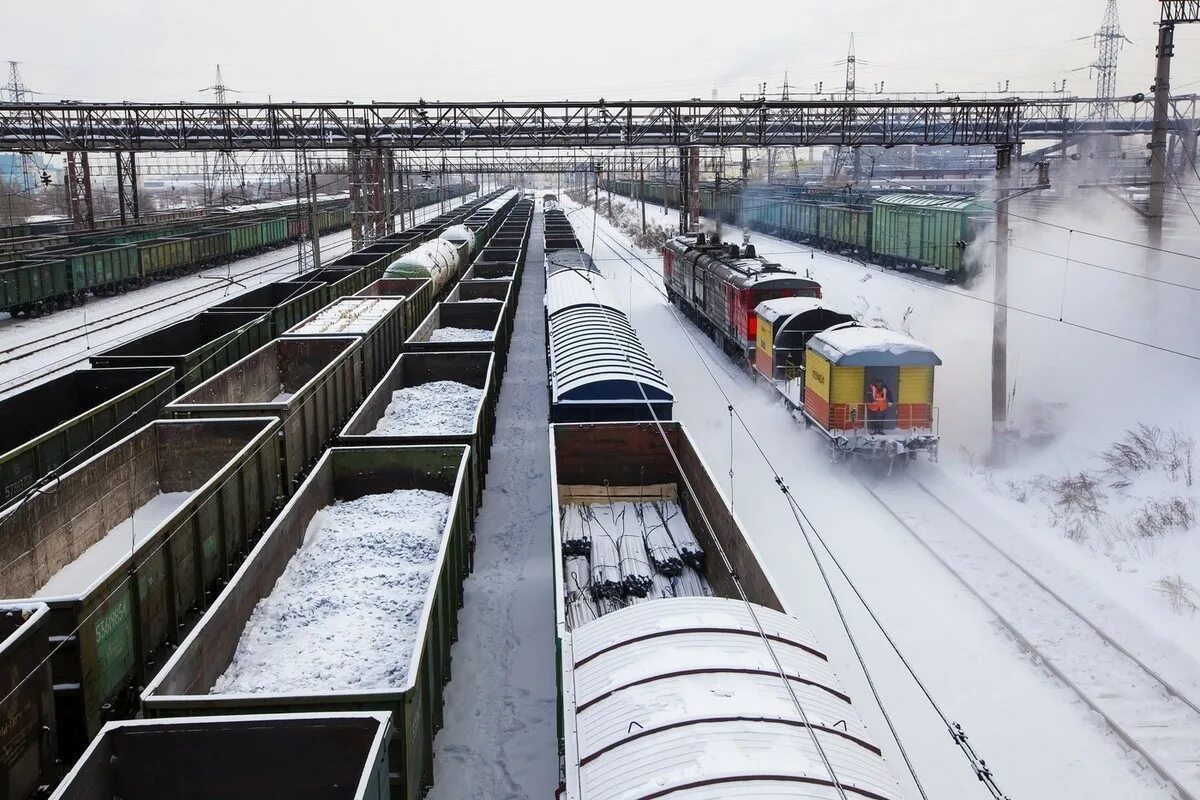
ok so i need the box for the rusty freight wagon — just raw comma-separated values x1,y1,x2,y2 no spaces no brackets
0,418,282,759
354,277,434,341
141,445,476,800
0,367,175,511
0,604,57,800
404,302,509,372
207,280,328,338
340,352,498,515
166,337,365,494
49,712,392,800
445,278,515,341
89,311,271,393
549,421,904,800
282,297,407,394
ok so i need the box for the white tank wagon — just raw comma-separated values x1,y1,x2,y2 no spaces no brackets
550,421,905,800
383,238,465,299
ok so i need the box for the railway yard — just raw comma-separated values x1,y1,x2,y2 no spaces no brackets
3,3,1200,799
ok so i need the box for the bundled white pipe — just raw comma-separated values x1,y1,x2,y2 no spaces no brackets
654,500,704,569
651,572,676,600
673,565,712,598
560,505,592,557
587,505,623,601
638,503,683,577
617,503,654,598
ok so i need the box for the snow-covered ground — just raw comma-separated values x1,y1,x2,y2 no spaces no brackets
0,196,472,397
563,192,1199,800
427,205,557,800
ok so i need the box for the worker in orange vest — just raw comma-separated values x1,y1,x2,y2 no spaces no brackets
868,381,890,413
868,381,891,433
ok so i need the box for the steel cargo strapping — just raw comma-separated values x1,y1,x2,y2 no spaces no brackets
0,367,176,512
166,337,365,494
0,417,283,761
140,445,476,800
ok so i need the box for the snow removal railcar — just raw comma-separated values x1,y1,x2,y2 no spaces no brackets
753,311,942,464
550,422,905,800
662,233,821,363
801,325,941,463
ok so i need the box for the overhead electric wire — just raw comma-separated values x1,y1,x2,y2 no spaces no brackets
573,197,853,800
570,198,1011,799
596,189,1200,361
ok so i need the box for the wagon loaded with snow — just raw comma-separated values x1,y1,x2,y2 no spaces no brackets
340,351,499,516
140,445,475,800
549,421,904,800
404,301,510,371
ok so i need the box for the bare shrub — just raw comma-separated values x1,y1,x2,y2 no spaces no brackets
1040,472,1107,542
1100,425,1195,489
1153,574,1200,615
1125,496,1197,539
1006,479,1030,503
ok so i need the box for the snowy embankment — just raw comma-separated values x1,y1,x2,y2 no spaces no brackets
564,193,1185,800
213,489,450,694
370,381,481,436
0,197,470,397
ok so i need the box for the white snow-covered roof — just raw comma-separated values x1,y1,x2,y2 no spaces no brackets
755,297,835,325
808,325,942,367
546,269,618,317
548,306,672,405
440,225,473,245
562,597,903,800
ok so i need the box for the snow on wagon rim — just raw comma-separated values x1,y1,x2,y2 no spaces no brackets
808,324,942,367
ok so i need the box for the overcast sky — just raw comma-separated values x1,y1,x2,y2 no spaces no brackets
3,0,1196,104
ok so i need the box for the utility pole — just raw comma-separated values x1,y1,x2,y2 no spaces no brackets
308,171,322,271
639,168,647,234
1148,2,1200,246
992,145,1013,458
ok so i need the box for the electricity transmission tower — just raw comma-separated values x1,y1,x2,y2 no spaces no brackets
199,65,247,206
830,34,859,182
3,62,38,192
1090,0,1127,122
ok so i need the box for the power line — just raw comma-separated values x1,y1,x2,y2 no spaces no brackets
570,199,1008,798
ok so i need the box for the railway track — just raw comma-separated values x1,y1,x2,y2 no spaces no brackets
0,198,467,396
0,241,352,396
862,475,1200,800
